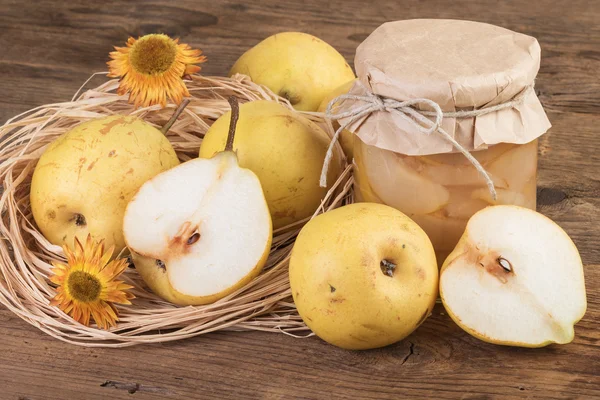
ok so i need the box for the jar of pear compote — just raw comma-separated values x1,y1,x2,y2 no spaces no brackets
354,138,539,263
338,19,551,265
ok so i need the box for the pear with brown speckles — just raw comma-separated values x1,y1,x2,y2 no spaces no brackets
440,205,587,347
289,203,439,350
30,115,179,252
123,98,272,305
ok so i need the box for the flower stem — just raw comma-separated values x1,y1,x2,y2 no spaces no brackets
225,96,240,152
161,98,191,135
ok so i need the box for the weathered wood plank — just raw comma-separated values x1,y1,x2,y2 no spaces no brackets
0,0,599,122
0,262,597,399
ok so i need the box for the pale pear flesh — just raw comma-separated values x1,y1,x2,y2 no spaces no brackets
123,152,272,302
440,205,587,347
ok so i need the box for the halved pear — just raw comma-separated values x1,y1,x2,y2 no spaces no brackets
123,98,272,306
440,205,587,347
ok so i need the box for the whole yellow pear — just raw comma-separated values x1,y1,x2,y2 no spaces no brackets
199,100,342,230
289,203,439,350
317,79,356,159
30,115,179,252
229,32,355,111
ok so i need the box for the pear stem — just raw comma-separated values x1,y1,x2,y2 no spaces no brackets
161,98,191,135
225,96,240,152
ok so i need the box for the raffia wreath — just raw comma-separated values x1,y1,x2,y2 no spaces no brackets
0,73,351,347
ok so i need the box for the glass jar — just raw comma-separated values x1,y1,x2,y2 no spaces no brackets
328,19,552,266
354,137,538,263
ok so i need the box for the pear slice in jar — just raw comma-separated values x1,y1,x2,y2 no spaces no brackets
444,188,492,219
471,187,536,209
352,161,384,204
485,140,538,192
416,144,514,188
410,212,467,259
440,205,586,347
357,143,450,215
419,162,509,188
420,142,515,166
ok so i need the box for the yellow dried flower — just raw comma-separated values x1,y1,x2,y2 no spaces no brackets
50,235,134,329
107,33,206,108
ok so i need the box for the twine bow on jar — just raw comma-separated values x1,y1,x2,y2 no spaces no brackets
320,84,535,201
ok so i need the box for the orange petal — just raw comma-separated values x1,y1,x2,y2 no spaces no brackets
185,65,201,75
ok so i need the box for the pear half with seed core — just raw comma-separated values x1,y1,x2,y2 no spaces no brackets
440,205,587,347
123,97,272,305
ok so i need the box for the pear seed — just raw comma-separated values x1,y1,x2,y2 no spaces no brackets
497,257,512,272
187,232,200,245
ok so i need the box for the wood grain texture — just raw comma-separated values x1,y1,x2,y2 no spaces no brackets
0,0,599,399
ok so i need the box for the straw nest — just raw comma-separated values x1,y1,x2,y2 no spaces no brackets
0,73,352,347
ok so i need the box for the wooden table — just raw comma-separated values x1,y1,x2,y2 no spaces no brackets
1,1,599,398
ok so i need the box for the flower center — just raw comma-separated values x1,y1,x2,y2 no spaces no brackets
67,270,102,303
129,35,177,75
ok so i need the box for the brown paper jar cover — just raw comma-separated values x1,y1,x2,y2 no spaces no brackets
343,19,552,155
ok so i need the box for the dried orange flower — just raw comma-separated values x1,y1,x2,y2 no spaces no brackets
49,235,135,330
107,33,206,108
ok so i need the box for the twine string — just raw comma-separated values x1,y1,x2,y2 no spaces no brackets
320,85,534,201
